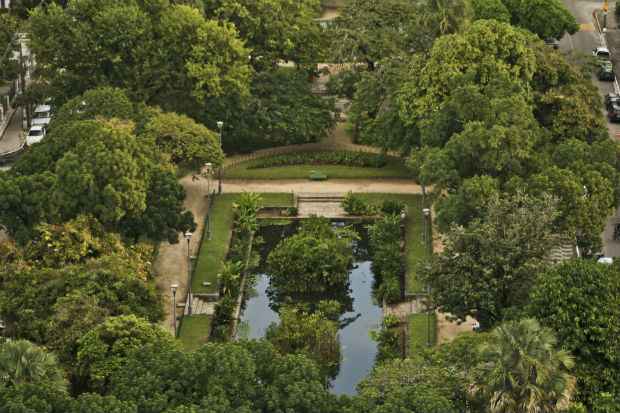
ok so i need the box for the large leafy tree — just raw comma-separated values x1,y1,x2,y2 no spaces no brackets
501,0,579,39
475,318,575,412
267,217,354,296
28,0,251,112
529,260,620,408
423,192,559,330
0,253,162,347
204,0,324,70
107,340,339,412
141,111,224,167
400,20,617,250
51,119,149,228
349,357,467,413
76,315,176,393
328,0,420,70
204,68,335,153
266,304,340,379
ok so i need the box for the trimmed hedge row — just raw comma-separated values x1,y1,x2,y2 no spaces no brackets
247,151,387,169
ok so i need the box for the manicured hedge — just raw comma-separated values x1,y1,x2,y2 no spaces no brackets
248,151,386,169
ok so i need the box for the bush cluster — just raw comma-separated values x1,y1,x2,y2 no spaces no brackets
342,192,378,216
248,151,387,169
368,214,403,304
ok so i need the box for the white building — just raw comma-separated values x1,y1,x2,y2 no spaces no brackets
0,0,10,9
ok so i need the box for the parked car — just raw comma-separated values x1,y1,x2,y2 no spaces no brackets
597,256,613,265
26,125,46,146
605,93,620,110
608,103,620,122
31,104,52,127
598,60,615,81
545,38,560,49
593,46,611,60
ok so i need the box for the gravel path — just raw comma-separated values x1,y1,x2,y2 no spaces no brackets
154,175,210,335
220,178,422,194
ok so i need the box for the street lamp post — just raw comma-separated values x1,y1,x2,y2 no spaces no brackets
422,208,432,347
185,231,193,316
216,121,224,194
205,162,213,240
170,283,179,336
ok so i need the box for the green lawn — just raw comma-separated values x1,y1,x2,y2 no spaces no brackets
407,313,437,355
357,194,428,294
192,193,294,294
223,157,411,180
178,315,212,351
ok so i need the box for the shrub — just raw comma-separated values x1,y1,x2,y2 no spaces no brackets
371,314,403,362
309,171,328,181
282,207,298,216
342,192,376,216
248,151,387,169
325,69,362,99
368,214,403,303
381,199,406,216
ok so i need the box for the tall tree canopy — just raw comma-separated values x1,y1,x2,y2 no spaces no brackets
28,0,251,111
203,0,324,70
400,20,618,251
424,192,559,330
529,260,620,408
501,0,579,39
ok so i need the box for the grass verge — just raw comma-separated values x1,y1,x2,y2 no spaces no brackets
178,315,211,351
192,193,294,294
356,194,428,294
407,313,437,355
223,157,411,180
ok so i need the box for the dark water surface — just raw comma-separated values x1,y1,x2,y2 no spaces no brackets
238,223,383,395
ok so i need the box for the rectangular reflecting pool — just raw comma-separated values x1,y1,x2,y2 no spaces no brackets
237,222,383,395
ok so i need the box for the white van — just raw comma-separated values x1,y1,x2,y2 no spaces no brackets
31,104,52,127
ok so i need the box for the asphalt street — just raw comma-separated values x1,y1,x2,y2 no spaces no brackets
561,0,620,255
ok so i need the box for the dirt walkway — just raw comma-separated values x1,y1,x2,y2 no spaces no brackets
220,178,423,194
154,175,210,335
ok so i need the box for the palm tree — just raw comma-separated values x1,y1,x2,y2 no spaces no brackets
0,339,67,392
476,318,575,413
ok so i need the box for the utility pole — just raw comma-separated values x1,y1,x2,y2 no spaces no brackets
604,0,609,28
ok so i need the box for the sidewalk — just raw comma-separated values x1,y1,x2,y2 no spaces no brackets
0,106,24,155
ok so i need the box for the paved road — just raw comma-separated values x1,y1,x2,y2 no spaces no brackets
561,0,620,256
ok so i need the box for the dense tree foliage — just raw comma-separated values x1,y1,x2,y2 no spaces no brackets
206,68,335,153
0,252,162,361
424,192,559,329
28,0,251,110
76,316,176,393
203,0,324,71
529,260,620,408
141,111,223,167
267,218,354,296
401,20,617,251
502,0,579,39
2,88,206,243
106,340,339,413
266,304,340,379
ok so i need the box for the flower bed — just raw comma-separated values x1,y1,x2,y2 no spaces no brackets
247,151,386,169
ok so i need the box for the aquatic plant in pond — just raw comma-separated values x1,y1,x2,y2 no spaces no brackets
240,222,383,395
266,217,356,295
